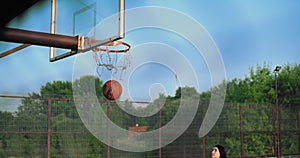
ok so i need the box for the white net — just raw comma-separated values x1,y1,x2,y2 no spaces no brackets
92,41,132,80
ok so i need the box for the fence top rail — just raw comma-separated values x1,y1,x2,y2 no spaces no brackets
0,95,30,99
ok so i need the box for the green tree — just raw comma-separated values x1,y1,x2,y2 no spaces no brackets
2,63,299,157
219,63,300,157
0,111,14,157
278,63,300,107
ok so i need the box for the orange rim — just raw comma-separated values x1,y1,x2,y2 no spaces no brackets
94,41,130,53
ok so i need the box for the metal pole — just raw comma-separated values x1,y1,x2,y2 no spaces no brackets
273,66,281,157
298,107,300,155
47,99,52,158
275,71,281,157
239,105,245,157
107,101,111,158
274,71,279,157
159,103,162,158
202,104,206,158
0,43,31,58
50,0,57,60
202,133,206,158
119,0,125,38
273,99,278,157
0,27,78,50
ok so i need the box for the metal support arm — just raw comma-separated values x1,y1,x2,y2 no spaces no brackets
0,27,79,50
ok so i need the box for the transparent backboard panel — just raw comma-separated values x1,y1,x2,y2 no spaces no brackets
52,0,124,61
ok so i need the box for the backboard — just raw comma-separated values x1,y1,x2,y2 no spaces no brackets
0,0,124,62
50,0,125,62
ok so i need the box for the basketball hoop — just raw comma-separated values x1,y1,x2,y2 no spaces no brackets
92,40,132,79
92,40,130,53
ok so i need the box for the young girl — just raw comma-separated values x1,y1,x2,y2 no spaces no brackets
211,144,227,158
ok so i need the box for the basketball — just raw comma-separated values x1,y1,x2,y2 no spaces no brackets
102,80,122,100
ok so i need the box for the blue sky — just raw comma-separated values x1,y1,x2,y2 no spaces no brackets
1,0,300,110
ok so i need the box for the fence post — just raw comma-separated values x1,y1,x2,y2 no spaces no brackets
278,105,282,157
47,98,52,158
239,105,244,158
202,103,206,158
159,102,162,158
273,103,278,157
298,106,300,155
107,101,111,158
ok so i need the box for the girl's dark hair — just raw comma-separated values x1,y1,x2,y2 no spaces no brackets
215,144,227,158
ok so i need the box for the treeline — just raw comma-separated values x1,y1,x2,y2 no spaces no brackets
204,63,300,157
0,63,299,157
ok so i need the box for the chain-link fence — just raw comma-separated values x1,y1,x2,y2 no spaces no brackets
0,95,299,158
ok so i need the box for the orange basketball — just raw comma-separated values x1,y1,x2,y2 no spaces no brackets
102,80,122,100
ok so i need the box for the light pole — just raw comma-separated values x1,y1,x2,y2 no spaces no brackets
274,66,281,157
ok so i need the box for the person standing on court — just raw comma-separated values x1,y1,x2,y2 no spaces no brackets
211,144,227,158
